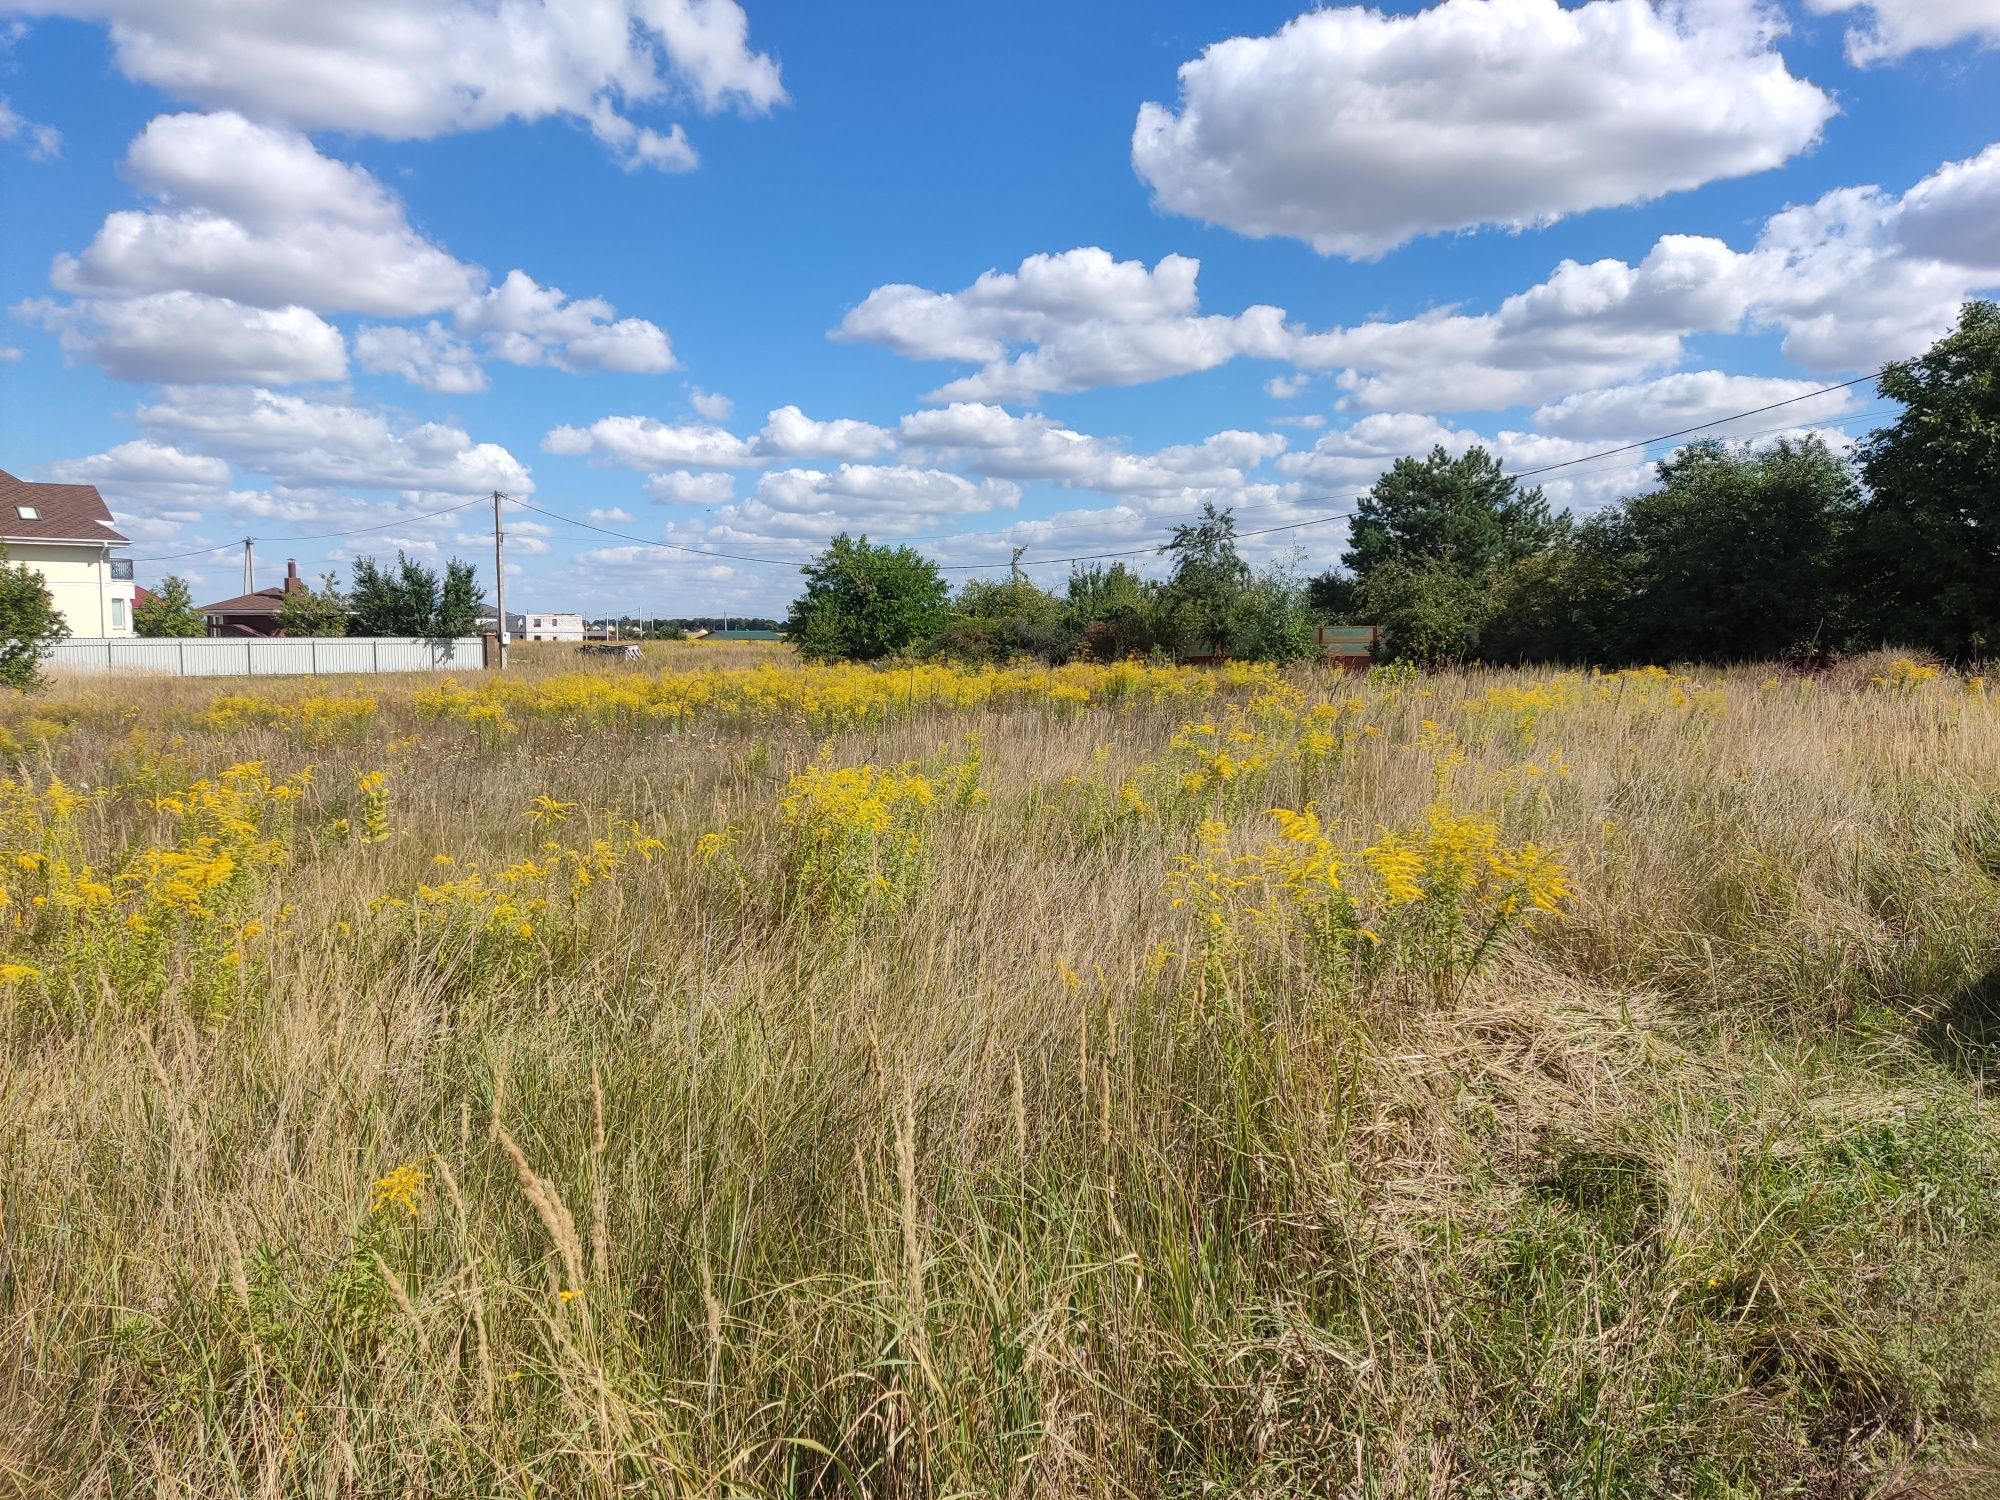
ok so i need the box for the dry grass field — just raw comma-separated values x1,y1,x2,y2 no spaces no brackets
2,641,1998,1498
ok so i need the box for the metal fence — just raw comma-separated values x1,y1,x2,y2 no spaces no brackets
44,636,485,678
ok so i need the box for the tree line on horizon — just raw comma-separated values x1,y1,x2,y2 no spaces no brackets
784,301,2000,670
15,299,1987,677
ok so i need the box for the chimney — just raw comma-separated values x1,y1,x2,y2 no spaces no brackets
285,558,303,594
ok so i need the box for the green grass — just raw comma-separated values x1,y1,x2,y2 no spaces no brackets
1,652,1997,1497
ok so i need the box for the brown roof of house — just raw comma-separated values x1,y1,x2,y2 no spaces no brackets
200,559,308,615
199,587,288,616
0,468,131,545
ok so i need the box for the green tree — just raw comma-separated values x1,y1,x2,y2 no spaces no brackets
348,552,484,637
0,548,69,690
437,559,482,637
1065,562,1158,660
1156,502,1251,657
1480,526,1637,665
1350,559,1489,668
274,572,349,637
132,575,206,637
1611,437,1860,663
1850,300,2000,659
1342,445,1564,583
784,533,950,662
1226,566,1321,664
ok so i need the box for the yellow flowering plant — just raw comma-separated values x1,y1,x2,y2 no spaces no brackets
779,756,942,927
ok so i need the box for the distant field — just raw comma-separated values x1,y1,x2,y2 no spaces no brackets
2,647,1997,1497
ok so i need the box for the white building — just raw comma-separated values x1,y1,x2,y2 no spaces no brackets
520,610,585,642
0,468,136,638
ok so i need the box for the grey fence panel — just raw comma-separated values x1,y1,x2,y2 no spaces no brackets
43,637,484,678
83,638,185,673
247,639,317,677
309,638,379,674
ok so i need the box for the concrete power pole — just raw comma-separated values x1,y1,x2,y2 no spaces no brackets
492,491,508,670
242,538,255,595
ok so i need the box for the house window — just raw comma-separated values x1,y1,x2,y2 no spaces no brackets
111,598,127,630
15,505,38,520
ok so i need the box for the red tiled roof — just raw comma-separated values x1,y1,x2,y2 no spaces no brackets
0,468,131,545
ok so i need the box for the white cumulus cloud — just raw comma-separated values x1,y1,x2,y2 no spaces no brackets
545,406,896,469
755,465,1019,519
57,112,480,317
754,405,894,461
545,417,753,468
1804,0,2000,64
1132,0,1834,257
137,385,533,495
835,247,1287,402
646,470,737,504
1531,371,1863,440
46,438,231,496
455,270,675,375
0,94,59,158
354,323,488,395
845,146,2000,414
35,112,679,387
899,403,1285,496
6,0,784,171
16,290,347,384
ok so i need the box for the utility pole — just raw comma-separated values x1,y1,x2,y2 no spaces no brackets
242,538,255,595
492,491,508,670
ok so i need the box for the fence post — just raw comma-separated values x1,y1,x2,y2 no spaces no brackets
178,640,187,676
372,639,381,674
310,639,319,676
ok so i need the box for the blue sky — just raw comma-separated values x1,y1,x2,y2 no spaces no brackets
2,0,1997,616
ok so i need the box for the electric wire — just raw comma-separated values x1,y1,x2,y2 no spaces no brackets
126,495,491,564
126,368,1891,577
509,375,1893,573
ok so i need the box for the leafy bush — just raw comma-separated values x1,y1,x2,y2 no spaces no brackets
0,548,68,690
132,576,206,638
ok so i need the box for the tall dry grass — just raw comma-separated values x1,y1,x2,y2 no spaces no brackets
1,650,1997,1498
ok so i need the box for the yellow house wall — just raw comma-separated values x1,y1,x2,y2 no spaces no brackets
1,540,137,638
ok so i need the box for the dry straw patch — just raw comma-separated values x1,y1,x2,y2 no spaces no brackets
0,647,1997,1497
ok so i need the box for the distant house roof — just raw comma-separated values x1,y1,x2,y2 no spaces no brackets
200,559,308,616
0,468,131,545
199,588,287,617
476,605,526,633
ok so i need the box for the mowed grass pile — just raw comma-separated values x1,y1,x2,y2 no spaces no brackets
2,642,1999,1498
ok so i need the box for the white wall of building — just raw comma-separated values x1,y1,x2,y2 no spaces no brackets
521,611,585,642
4,541,135,638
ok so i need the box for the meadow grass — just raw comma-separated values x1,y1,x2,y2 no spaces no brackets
1,644,1997,1498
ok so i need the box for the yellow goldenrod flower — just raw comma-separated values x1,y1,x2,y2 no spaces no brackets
369,1162,429,1218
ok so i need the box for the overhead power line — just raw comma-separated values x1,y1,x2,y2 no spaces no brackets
510,368,1891,574
126,495,491,564
886,400,1897,554
125,366,1889,577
